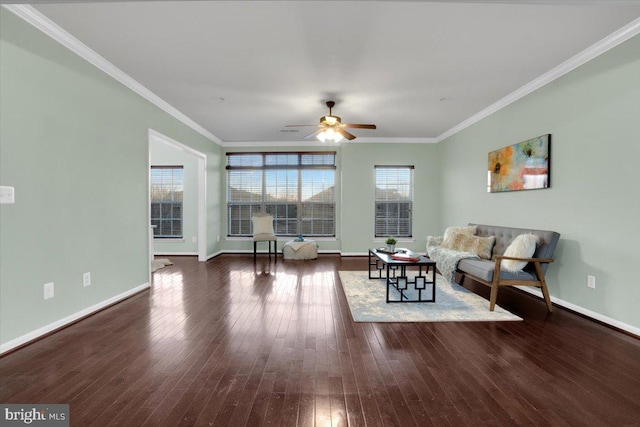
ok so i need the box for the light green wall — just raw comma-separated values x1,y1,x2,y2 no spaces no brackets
150,141,198,254
439,35,640,328
218,144,440,254
0,10,221,346
340,143,441,253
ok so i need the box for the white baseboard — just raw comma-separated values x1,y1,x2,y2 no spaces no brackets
154,252,198,256
212,249,343,256
516,286,640,337
0,283,150,355
340,252,369,256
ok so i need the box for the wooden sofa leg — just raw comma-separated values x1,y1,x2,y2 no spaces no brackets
540,281,553,312
489,282,499,312
535,262,553,312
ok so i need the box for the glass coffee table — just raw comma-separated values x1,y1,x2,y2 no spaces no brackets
368,248,437,303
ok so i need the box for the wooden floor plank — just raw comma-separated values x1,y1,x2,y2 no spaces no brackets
1,254,639,427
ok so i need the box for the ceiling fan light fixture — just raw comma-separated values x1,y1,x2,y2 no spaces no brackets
317,128,343,143
287,100,375,142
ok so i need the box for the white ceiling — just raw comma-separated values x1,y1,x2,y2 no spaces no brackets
12,1,640,144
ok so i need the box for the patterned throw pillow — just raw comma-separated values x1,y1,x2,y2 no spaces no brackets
443,225,477,241
441,232,496,260
501,234,539,272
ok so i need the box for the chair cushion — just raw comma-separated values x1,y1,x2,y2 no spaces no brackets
252,215,275,235
253,233,277,242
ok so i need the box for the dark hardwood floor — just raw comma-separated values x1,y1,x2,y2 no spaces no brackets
1,254,639,426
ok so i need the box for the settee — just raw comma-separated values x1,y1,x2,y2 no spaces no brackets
428,224,560,312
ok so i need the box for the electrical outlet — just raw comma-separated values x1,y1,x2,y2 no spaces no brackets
587,275,596,289
44,282,54,300
83,272,91,287
217,235,220,242
192,236,197,243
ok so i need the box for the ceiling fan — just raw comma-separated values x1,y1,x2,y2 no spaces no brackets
285,101,377,142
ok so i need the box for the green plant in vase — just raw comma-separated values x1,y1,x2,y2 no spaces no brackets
385,237,397,252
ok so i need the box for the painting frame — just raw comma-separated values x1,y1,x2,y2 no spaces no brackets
488,134,550,193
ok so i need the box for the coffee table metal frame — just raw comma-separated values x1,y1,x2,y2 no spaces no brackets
368,248,437,303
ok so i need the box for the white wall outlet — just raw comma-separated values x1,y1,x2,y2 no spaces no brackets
192,236,197,243
587,275,596,289
217,235,220,242
0,186,15,204
44,282,54,300
83,272,91,287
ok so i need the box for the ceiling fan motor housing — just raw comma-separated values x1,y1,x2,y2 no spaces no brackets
320,115,341,126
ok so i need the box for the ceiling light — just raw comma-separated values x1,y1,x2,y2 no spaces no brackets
317,128,343,143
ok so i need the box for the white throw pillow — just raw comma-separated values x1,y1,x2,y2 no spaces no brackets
501,234,539,272
252,215,275,235
443,225,477,241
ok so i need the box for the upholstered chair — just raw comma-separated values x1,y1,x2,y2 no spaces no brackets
251,212,277,262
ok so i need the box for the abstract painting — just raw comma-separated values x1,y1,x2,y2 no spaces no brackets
488,134,550,193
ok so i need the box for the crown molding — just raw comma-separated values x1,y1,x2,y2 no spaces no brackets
3,4,223,146
221,140,336,148
348,137,436,144
435,16,640,143
221,137,436,147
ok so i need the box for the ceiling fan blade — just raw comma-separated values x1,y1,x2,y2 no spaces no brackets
304,129,323,140
343,123,377,129
285,124,318,127
337,128,356,141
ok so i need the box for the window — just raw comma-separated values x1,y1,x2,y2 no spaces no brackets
150,166,184,238
227,152,336,237
375,166,413,238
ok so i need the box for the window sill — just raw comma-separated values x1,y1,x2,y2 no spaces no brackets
226,236,337,242
373,238,415,243
154,238,185,242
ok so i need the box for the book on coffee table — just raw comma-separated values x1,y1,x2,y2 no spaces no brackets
390,253,421,262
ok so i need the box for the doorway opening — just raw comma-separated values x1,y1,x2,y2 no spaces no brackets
147,129,207,276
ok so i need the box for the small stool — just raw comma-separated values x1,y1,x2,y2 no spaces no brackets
282,239,318,260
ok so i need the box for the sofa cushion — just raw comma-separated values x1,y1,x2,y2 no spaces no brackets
501,233,539,272
457,259,536,283
444,225,477,241
441,232,495,260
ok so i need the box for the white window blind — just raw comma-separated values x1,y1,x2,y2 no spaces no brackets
375,166,413,238
150,166,184,238
227,152,336,237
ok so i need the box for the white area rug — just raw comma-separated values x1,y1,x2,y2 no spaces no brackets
151,258,173,273
338,271,521,322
